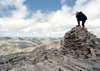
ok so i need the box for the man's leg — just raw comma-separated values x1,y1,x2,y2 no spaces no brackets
77,19,80,26
82,20,86,28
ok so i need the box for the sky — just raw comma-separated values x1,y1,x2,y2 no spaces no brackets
0,0,100,37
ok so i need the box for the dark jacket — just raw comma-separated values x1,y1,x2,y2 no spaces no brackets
76,12,87,21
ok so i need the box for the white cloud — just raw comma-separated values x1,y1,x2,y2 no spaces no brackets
60,0,66,4
88,28,100,38
0,0,100,37
75,0,88,5
32,10,47,22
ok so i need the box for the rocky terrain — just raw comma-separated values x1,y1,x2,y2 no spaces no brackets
0,26,100,71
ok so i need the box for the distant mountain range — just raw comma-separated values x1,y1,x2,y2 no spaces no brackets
0,37,63,56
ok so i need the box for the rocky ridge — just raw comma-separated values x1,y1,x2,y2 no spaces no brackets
0,26,100,71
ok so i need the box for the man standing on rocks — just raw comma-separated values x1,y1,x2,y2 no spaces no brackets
76,11,87,28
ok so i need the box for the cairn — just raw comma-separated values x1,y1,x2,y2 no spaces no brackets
62,26,100,59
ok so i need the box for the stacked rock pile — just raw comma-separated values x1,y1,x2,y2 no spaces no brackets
62,26,100,59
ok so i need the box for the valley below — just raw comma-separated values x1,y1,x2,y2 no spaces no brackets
0,37,62,56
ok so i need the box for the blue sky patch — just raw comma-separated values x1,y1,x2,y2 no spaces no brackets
24,0,62,13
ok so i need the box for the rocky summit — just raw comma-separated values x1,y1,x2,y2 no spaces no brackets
0,26,100,71
62,26,100,59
